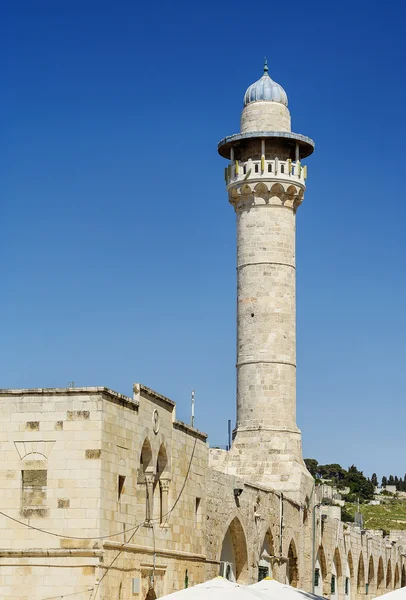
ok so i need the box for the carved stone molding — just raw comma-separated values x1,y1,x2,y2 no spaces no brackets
228,180,305,212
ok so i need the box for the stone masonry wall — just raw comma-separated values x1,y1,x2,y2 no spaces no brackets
0,387,404,600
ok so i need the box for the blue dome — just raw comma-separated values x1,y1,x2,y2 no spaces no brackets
243,60,288,107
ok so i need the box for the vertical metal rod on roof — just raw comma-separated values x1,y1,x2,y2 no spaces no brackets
191,391,195,428
228,420,231,451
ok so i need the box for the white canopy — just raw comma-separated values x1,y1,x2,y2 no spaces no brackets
160,577,271,599
251,577,325,600
373,588,406,600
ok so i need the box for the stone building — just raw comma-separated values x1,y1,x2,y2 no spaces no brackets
0,64,405,600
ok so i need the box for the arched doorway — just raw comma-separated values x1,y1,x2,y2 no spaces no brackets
357,553,365,595
377,557,384,592
258,530,274,581
219,517,248,583
367,556,375,596
287,540,299,588
401,565,406,587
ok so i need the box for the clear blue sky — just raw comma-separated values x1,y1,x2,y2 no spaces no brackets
2,0,405,480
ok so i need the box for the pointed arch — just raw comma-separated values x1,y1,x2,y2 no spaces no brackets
136,438,153,523
377,556,385,591
314,544,327,596
287,539,299,588
347,550,354,580
387,559,393,590
318,545,328,580
357,552,365,593
220,516,248,583
401,564,405,587
345,551,354,599
394,564,400,589
258,529,275,580
139,438,152,475
156,443,169,476
332,547,342,599
153,443,170,524
367,555,375,595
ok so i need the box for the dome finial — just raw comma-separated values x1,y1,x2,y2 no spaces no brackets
263,57,268,75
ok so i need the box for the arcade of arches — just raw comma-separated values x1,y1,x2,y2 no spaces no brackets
0,385,405,600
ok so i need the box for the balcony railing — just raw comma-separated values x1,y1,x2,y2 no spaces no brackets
225,157,307,186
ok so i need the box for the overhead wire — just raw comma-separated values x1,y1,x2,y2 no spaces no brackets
0,510,144,540
0,436,198,539
35,435,198,600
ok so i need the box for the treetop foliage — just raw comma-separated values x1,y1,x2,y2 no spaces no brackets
304,459,406,499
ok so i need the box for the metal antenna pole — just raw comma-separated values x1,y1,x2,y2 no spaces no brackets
191,391,195,428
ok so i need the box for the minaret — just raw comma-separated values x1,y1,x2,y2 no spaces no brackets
218,61,314,501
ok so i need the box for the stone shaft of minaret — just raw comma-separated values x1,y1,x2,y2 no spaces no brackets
218,62,315,500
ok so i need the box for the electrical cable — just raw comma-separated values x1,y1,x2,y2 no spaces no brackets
0,436,198,540
89,437,197,599
35,436,198,600
0,510,143,540
162,436,197,521
89,523,142,600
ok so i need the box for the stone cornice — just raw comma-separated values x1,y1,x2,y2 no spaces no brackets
0,548,103,558
244,482,302,509
0,386,139,410
218,130,315,159
104,541,218,563
173,420,208,441
134,383,176,408
229,179,304,212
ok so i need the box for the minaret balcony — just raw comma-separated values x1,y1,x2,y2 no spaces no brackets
225,158,307,188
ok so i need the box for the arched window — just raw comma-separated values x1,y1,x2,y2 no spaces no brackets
136,439,153,523
153,444,169,525
219,517,248,583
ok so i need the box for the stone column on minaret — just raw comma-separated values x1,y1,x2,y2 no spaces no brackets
218,60,315,501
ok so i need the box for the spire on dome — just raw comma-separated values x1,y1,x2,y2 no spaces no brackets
243,61,288,107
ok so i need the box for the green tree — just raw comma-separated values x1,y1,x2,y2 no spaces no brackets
382,476,388,487
304,458,319,477
318,463,346,481
345,465,375,501
371,473,378,487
